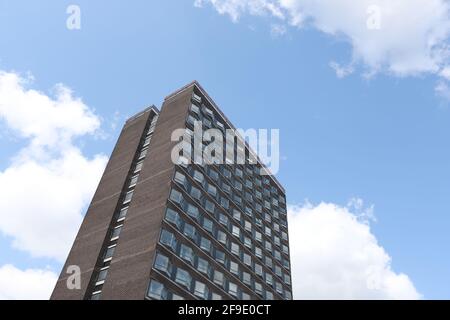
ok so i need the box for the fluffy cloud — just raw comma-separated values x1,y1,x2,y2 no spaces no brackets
0,71,108,262
0,265,57,300
195,0,450,84
288,200,421,299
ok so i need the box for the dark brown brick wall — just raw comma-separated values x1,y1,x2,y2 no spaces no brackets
51,110,151,300
101,88,193,299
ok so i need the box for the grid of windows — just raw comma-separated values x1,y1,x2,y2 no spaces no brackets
87,112,159,300
146,91,291,300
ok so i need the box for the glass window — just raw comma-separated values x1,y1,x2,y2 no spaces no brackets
244,236,252,249
129,175,139,187
160,229,177,252
175,268,191,290
197,257,210,275
97,268,108,283
282,245,289,254
265,241,272,251
211,293,222,300
193,170,204,184
165,208,182,229
191,102,200,113
186,203,199,220
134,161,144,173
255,231,262,242
147,279,166,300
282,231,288,241
169,189,183,204
255,246,262,258
244,220,252,232
138,147,148,160
215,249,226,265
230,261,239,275
123,190,133,204
266,273,273,287
154,253,171,276
234,181,242,191
179,244,194,266
265,290,274,300
285,290,292,300
255,263,263,277
265,226,272,237
118,206,128,220
220,197,229,209
274,236,281,247
217,230,227,245
111,225,122,239
232,209,241,221
243,253,252,267
228,282,238,298
284,274,291,285
200,236,212,253
91,292,101,300
242,292,251,300
275,266,282,277
194,281,208,299
235,168,243,178
174,171,186,185
208,168,219,181
231,225,240,238
276,282,283,294
183,223,197,241
255,282,263,296
219,213,229,226
274,250,281,261
172,293,185,300
202,217,214,234
213,270,225,287
222,182,231,194
204,199,215,213
143,135,151,147
222,168,231,178
231,242,240,256
189,186,202,200
243,272,251,286
207,183,217,197
104,245,116,260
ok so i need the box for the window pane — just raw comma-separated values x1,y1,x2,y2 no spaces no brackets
179,244,194,266
213,270,224,287
118,207,128,220
197,257,209,275
97,268,108,282
183,223,197,241
147,279,166,300
154,253,171,276
160,229,177,251
203,217,214,233
111,226,122,239
175,268,192,290
194,281,208,299
200,237,211,253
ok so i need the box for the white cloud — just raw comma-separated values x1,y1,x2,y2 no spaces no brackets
329,61,354,78
0,70,108,262
0,264,57,300
195,0,450,80
435,80,450,100
270,23,287,37
288,199,421,299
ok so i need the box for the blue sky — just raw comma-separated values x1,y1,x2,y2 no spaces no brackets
0,0,449,299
